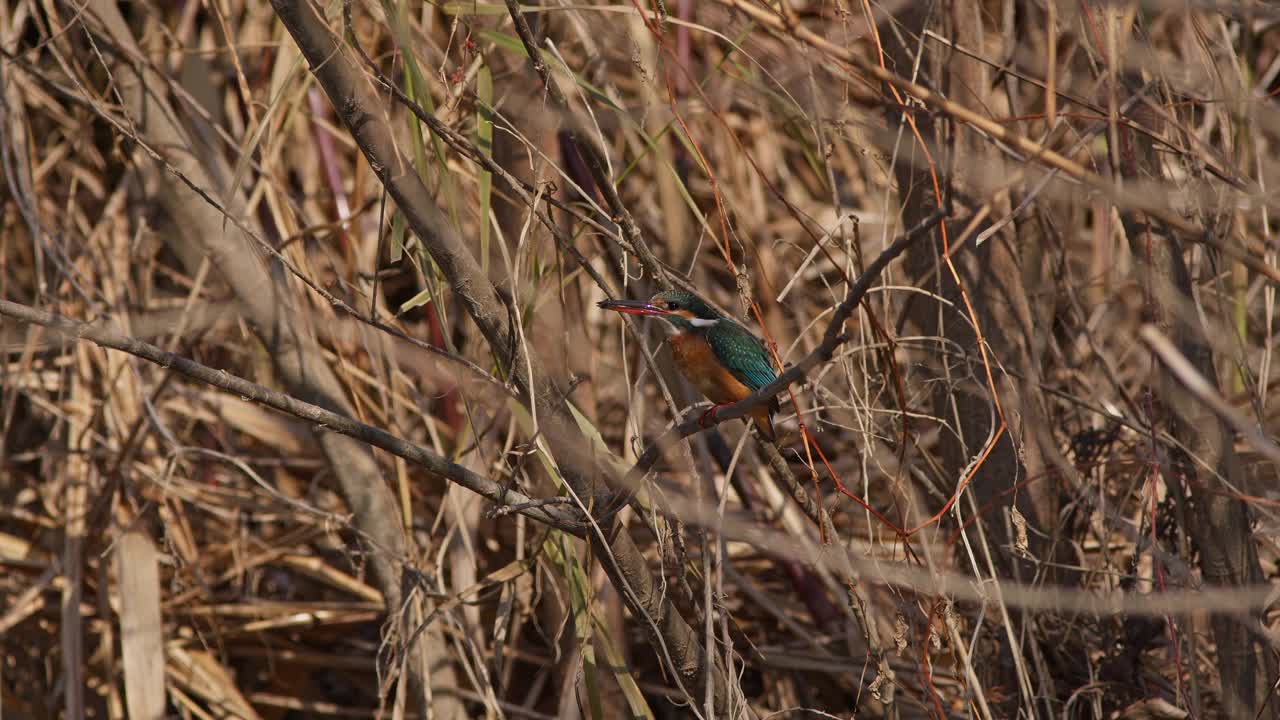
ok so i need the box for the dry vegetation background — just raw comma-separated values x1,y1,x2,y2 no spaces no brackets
3,0,1280,718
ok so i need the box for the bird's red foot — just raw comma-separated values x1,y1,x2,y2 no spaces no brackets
697,403,731,428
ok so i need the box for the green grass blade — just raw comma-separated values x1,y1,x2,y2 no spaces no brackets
477,62,494,275
477,30,622,112
379,0,461,230
389,208,406,263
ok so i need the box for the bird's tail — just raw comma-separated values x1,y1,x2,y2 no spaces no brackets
751,407,776,441
752,408,801,445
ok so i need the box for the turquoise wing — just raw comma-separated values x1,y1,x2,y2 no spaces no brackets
707,322,779,408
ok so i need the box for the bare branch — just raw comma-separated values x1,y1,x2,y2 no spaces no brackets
0,299,586,534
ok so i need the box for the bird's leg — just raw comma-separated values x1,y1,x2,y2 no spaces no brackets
697,403,732,428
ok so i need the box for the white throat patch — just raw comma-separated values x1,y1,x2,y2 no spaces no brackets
687,317,719,328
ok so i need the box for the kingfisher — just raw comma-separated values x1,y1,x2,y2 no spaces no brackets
598,289,780,440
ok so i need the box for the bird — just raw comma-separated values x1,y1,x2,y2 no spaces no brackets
598,289,780,440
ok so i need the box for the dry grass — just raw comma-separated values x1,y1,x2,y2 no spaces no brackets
3,0,1280,718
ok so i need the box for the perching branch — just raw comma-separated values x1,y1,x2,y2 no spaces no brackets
626,206,948,479
0,299,587,534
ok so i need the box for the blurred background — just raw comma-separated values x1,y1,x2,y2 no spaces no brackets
2,0,1280,718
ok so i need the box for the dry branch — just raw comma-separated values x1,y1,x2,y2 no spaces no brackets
0,299,585,533
266,0,744,711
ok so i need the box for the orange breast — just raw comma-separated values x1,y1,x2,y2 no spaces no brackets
669,332,753,405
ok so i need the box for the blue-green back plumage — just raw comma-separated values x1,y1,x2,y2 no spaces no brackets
706,322,777,393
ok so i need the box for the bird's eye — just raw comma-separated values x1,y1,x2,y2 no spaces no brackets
666,302,679,311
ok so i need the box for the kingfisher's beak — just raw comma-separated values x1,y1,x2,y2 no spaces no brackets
597,299,671,317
